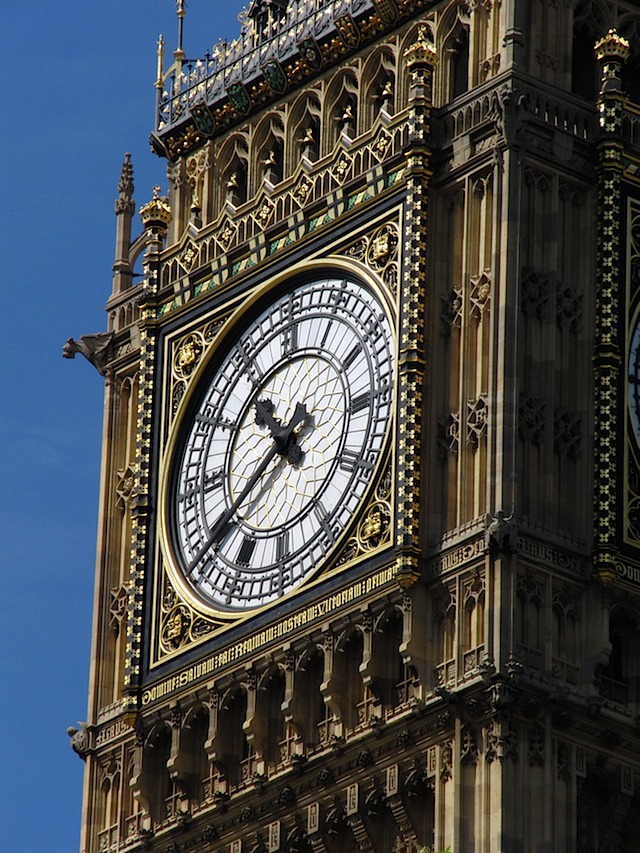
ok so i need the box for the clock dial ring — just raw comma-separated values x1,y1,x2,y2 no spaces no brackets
163,268,395,614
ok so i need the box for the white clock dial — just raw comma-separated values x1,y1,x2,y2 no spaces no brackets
169,274,394,612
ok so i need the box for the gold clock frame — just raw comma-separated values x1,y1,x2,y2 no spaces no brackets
151,252,399,664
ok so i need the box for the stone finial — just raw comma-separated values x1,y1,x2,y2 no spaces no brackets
403,24,438,68
116,152,134,208
139,185,172,232
595,29,630,98
595,28,631,63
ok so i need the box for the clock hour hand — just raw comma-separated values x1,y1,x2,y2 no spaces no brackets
255,398,308,459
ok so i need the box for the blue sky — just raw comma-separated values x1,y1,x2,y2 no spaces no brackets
0,3,244,850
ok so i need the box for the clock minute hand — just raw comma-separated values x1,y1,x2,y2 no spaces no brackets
187,443,280,574
187,401,309,575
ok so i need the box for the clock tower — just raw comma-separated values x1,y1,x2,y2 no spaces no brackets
69,2,640,851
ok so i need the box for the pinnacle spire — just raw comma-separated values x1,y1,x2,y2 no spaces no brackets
115,153,134,216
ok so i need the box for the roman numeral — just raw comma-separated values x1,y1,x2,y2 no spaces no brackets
203,468,224,493
343,343,362,370
179,468,223,503
350,392,371,414
313,500,335,543
320,320,334,349
194,412,235,430
236,536,257,567
339,449,374,473
232,345,260,387
282,323,299,355
276,530,290,563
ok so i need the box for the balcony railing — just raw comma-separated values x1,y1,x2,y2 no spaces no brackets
156,0,375,132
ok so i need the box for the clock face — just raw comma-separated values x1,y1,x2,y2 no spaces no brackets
168,274,395,612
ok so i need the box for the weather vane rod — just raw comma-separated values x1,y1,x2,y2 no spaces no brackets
176,0,187,58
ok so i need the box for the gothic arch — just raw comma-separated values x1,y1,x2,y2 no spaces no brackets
251,111,285,191
572,0,613,100
216,132,250,211
288,89,321,168
371,607,417,712
323,67,359,153
171,703,211,803
249,663,287,766
211,684,250,786
289,644,327,747
361,44,397,128
328,625,366,730
435,2,471,105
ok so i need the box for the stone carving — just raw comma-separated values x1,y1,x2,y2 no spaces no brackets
553,408,581,459
174,333,204,379
460,726,478,765
441,287,463,334
467,394,488,448
485,718,518,764
469,271,491,321
440,741,453,781
161,605,192,651
556,283,583,333
556,741,570,782
62,332,115,376
67,723,90,761
528,722,545,767
520,268,549,319
367,223,399,271
337,462,392,565
109,584,129,634
437,411,460,459
485,511,516,552
519,394,546,446
115,152,135,216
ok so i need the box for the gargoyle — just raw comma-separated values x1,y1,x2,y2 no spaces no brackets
62,332,114,376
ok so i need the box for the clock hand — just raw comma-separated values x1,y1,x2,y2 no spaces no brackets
187,401,309,574
187,443,280,573
255,399,308,456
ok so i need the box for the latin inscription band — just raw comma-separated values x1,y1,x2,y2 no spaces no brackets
143,565,395,706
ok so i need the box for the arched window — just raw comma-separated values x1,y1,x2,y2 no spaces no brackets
292,647,326,747
571,0,612,100
145,726,173,824
175,707,209,805
213,687,249,787
334,629,365,731
324,71,359,152
289,92,321,168
362,47,397,128
600,607,640,707
438,6,470,104
253,114,285,190
255,667,286,766
218,135,249,211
